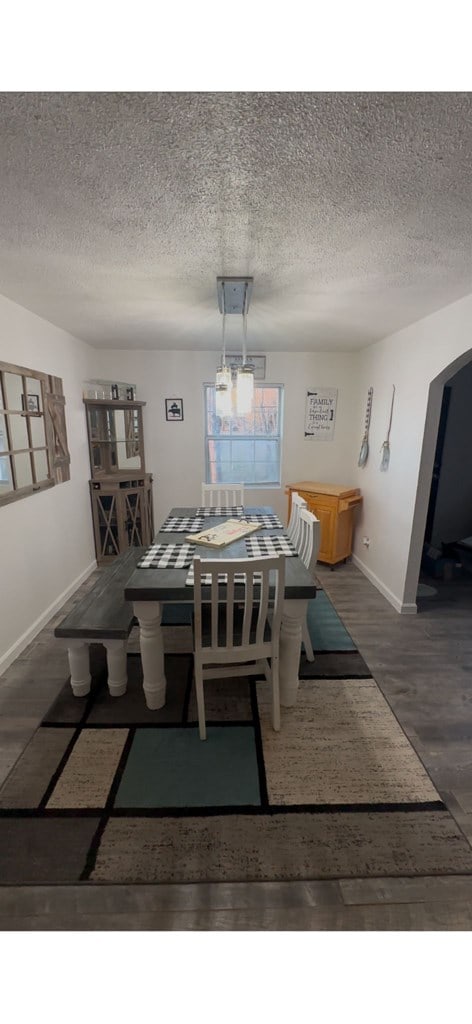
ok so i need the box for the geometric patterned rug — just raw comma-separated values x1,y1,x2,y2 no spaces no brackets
1,592,472,884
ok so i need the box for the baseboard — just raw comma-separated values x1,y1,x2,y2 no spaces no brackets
0,560,97,676
351,554,418,615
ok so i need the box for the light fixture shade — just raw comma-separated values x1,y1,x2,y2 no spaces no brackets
215,364,233,416
236,364,254,415
216,364,232,391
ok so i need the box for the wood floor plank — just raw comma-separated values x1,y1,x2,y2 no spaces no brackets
2,900,472,930
0,879,343,917
340,874,472,905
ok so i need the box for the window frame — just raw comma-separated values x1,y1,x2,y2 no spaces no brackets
0,361,55,507
204,382,284,488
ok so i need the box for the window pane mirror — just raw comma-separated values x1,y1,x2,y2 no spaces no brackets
14,451,33,489
4,372,24,412
0,455,13,495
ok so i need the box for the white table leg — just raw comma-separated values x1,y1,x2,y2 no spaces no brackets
279,599,308,707
67,641,91,697
103,639,128,697
133,601,167,710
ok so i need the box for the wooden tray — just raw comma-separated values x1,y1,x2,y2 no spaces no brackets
187,518,261,548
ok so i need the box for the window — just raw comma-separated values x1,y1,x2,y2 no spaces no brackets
204,384,283,486
0,362,70,507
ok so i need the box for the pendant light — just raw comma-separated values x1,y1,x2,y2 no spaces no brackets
215,283,232,416
236,283,254,415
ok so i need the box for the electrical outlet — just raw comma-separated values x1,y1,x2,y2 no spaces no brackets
363,537,370,547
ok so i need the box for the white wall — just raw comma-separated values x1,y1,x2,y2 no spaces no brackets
92,349,361,527
352,293,472,612
0,295,96,672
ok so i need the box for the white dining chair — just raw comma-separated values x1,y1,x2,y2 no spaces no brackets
201,483,245,507
192,554,285,740
296,507,321,662
287,491,307,549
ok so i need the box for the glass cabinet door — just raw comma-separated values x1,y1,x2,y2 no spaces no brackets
87,404,144,476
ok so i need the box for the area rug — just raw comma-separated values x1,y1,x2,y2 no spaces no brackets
1,593,472,884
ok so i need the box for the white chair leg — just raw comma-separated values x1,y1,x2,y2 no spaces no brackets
103,639,128,697
271,656,281,732
194,663,207,740
67,641,91,697
302,619,314,662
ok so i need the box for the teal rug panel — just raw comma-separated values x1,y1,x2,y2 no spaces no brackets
306,592,356,652
161,603,193,626
114,726,261,808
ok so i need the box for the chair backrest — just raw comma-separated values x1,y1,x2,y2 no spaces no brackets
287,491,307,547
193,554,285,660
297,508,321,577
201,483,245,507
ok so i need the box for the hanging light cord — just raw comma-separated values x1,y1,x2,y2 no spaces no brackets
221,282,226,364
242,283,248,364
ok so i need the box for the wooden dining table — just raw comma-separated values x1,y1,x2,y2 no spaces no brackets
124,506,317,710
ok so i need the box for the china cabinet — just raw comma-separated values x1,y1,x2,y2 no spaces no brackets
84,398,154,563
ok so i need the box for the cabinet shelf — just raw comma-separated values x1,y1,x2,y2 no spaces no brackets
85,399,146,408
91,438,138,445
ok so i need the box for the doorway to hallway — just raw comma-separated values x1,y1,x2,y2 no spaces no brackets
420,362,472,598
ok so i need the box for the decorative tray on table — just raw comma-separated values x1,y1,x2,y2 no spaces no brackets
186,518,261,548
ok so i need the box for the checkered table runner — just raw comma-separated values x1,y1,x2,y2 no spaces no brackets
186,566,263,586
243,514,283,528
245,535,298,557
138,543,196,569
160,517,204,533
195,506,245,517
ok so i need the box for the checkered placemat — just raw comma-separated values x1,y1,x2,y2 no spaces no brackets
186,566,263,586
160,517,204,533
245,536,298,557
243,514,283,529
195,506,245,517
138,543,196,569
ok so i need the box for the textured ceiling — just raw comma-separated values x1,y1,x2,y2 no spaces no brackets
1,91,472,352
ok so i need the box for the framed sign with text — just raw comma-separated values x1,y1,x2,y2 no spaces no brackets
305,387,338,440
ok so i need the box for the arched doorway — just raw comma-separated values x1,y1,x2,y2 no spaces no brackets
404,348,472,607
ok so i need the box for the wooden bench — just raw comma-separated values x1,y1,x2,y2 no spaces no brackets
54,547,142,697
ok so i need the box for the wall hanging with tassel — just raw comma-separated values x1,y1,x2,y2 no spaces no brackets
380,384,396,471
358,387,373,467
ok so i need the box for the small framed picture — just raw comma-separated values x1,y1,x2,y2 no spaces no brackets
165,398,184,421
22,393,40,414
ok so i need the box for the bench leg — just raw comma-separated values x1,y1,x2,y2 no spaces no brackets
67,641,91,697
133,600,166,710
103,639,128,697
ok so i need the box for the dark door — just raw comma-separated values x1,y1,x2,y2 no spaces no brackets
424,385,452,545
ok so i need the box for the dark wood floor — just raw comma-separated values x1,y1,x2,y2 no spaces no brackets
2,561,472,930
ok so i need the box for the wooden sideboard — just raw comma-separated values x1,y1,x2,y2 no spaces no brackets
286,481,362,566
